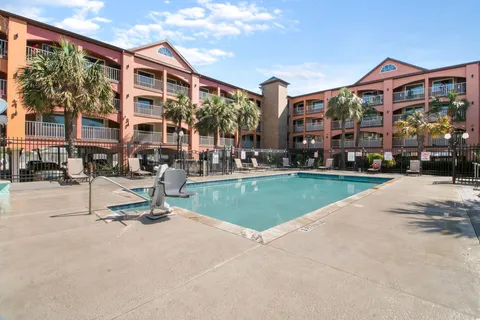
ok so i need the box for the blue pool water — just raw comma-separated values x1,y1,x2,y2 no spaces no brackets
110,173,390,232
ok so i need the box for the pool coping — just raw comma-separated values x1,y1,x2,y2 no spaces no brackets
113,171,399,244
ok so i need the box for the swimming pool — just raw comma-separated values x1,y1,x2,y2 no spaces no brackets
109,173,390,232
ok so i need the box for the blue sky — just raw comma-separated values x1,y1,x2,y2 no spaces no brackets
2,0,480,95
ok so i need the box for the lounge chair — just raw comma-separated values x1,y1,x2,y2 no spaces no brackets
128,158,151,178
299,158,315,170
67,158,88,183
251,158,269,170
318,158,333,171
234,158,254,172
282,158,293,168
406,160,421,176
162,169,196,198
367,159,382,174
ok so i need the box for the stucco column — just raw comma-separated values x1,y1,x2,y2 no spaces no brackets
162,69,168,145
217,86,221,96
120,52,134,142
466,64,479,144
75,114,82,139
382,79,393,149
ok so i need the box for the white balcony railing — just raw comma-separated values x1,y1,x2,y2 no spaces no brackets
220,137,235,147
84,62,121,82
362,94,383,106
358,139,383,148
306,122,324,131
134,102,163,118
25,121,66,138
134,130,162,143
309,141,324,149
360,116,383,127
199,135,215,146
294,142,304,149
392,138,418,147
221,97,234,104
331,119,354,130
0,79,6,98
134,74,163,91
200,91,212,100
293,125,304,132
392,114,403,122
331,140,355,148
167,133,189,145
393,87,425,102
0,39,7,57
429,82,466,97
167,82,190,96
82,126,119,141
26,46,51,60
306,104,324,114
293,107,304,115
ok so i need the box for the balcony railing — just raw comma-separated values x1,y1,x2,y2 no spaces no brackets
309,141,324,149
0,40,7,57
0,79,6,98
134,102,163,118
392,114,404,122
200,91,212,100
429,137,449,146
26,46,51,60
199,135,215,146
360,116,383,127
25,121,67,138
220,137,235,147
241,140,254,148
428,110,448,122
167,82,190,96
362,94,383,106
221,97,234,104
293,107,304,115
134,130,162,143
331,119,354,130
134,74,163,92
306,104,324,114
358,139,383,148
167,133,189,145
293,125,304,132
306,122,324,131
429,82,466,97
393,87,425,102
113,98,121,111
82,126,119,141
392,138,418,147
293,142,304,149
84,62,121,82
331,140,355,148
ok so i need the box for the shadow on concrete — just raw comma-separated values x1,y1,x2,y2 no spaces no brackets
388,200,477,239
137,215,171,225
50,210,90,218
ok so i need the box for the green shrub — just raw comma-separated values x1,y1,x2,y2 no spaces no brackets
367,153,382,165
295,154,305,167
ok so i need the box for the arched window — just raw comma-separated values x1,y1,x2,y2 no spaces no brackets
380,64,397,73
158,47,174,58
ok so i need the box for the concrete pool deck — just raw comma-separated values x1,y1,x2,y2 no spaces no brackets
1,171,479,319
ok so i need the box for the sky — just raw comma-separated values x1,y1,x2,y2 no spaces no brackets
2,0,480,96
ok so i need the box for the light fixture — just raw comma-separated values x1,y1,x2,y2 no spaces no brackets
444,133,452,140
302,139,307,145
310,139,315,144
462,132,469,139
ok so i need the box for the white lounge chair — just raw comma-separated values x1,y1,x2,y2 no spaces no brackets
367,159,382,174
299,158,315,170
282,158,293,168
406,160,421,176
318,158,333,171
234,158,254,172
67,158,88,183
128,158,151,178
251,158,269,170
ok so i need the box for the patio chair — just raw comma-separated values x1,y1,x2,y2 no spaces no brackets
318,158,333,171
367,159,382,174
282,158,293,168
128,158,151,178
162,169,196,198
406,160,421,176
299,158,315,170
251,158,269,170
66,158,88,183
234,158,254,172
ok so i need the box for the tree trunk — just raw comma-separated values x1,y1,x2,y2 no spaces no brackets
341,119,346,170
214,129,219,149
417,135,425,161
176,124,181,159
64,110,75,158
236,127,242,149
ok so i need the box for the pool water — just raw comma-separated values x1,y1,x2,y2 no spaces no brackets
112,174,389,232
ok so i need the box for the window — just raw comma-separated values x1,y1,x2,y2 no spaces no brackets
138,124,153,132
42,44,54,52
158,47,174,58
85,56,105,65
137,98,153,107
312,100,324,109
43,114,65,124
167,78,177,85
200,88,209,93
380,64,397,73
82,117,104,127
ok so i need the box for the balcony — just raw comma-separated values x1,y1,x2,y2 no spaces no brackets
134,102,163,118
242,140,254,148
84,62,121,82
429,82,466,97
134,130,162,143
331,140,355,148
82,126,119,141
26,46,51,61
167,133,189,145
358,139,383,148
113,98,121,111
362,94,383,106
306,122,324,131
360,116,383,128
392,114,403,122
310,141,324,149
393,87,425,102
200,91,212,100
429,137,449,146
167,82,190,96
294,142,304,149
393,138,418,147
428,110,448,122
199,135,215,146
306,104,324,114
0,79,6,98
26,121,66,138
293,107,304,116
222,97,234,104
0,39,7,57
293,125,304,133
134,74,163,92
220,137,234,147
331,119,354,130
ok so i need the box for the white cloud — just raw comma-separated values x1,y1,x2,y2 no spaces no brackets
2,5,51,22
164,0,170,3
176,46,234,66
178,7,205,19
56,17,101,33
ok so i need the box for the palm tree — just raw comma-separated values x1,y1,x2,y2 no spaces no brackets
16,39,114,157
231,90,259,148
394,111,451,159
429,91,470,122
195,95,237,148
326,88,364,169
163,93,196,157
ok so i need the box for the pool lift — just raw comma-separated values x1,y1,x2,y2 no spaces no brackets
146,164,196,220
